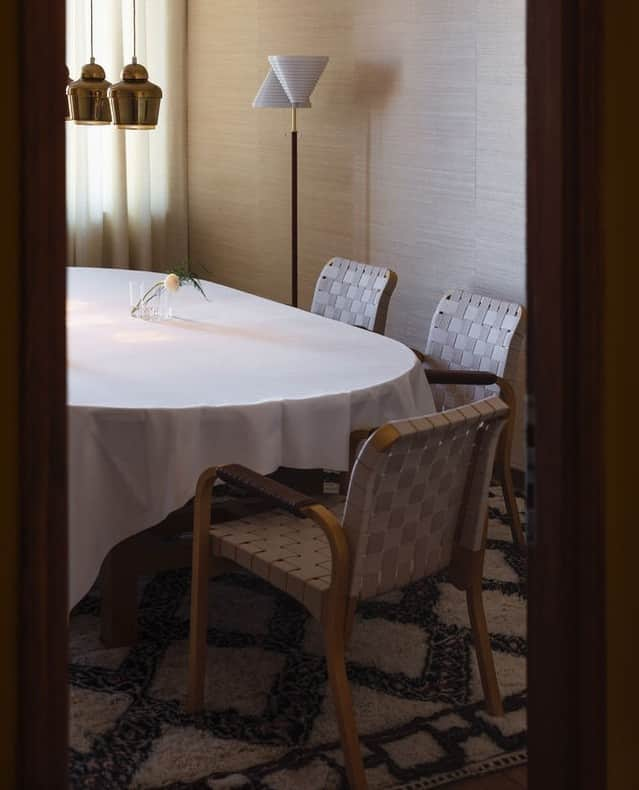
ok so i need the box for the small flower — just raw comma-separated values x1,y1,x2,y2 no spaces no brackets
164,273,180,293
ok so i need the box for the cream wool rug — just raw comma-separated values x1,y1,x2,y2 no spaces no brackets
69,488,527,789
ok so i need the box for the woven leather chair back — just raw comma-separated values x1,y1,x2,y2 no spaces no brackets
343,397,508,600
311,257,398,334
425,290,526,411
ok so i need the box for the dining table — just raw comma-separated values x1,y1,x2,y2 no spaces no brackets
67,267,435,635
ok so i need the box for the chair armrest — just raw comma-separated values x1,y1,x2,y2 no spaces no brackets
424,369,499,387
423,369,515,409
305,504,352,606
216,464,318,518
218,468,352,602
423,369,515,414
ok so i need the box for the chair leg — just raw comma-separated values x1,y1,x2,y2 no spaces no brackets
187,473,216,713
497,460,526,551
323,622,368,789
100,545,138,647
466,582,504,717
187,548,209,712
493,380,526,552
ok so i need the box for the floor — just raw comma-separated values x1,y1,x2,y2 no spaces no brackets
449,766,527,788
69,485,527,789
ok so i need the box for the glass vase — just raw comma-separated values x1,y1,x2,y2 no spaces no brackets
129,282,172,321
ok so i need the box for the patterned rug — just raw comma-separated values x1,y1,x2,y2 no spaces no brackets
69,488,527,789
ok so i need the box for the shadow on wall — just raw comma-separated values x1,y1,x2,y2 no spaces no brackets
352,61,400,265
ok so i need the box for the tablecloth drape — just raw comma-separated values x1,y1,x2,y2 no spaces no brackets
67,268,435,606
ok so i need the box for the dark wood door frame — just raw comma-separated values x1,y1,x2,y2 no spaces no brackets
16,0,608,787
527,1,605,788
18,0,68,786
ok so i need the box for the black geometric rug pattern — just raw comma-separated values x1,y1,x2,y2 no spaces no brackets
69,489,527,789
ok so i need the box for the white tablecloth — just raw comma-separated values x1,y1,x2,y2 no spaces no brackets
67,268,435,606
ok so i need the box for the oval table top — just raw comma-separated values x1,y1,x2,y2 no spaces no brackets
67,267,434,606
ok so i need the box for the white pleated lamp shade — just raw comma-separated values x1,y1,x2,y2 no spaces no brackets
268,55,329,106
253,68,310,109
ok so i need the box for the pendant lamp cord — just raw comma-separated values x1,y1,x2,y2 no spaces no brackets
89,0,94,61
132,0,137,62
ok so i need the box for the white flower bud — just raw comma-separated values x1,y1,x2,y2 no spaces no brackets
164,273,180,293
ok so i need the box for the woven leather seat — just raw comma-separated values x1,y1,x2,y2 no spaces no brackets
209,496,344,620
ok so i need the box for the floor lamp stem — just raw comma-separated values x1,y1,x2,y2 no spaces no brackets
291,129,298,308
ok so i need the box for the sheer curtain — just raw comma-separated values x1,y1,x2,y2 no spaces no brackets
66,0,188,270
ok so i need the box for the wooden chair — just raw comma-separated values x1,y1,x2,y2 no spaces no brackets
310,257,397,334
415,289,527,550
187,397,509,789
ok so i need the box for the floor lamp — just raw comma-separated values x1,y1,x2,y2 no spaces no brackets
253,56,329,308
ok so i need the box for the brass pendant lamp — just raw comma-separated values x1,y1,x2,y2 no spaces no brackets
67,0,112,125
108,0,162,130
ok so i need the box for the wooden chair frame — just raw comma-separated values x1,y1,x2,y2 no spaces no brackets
187,416,506,790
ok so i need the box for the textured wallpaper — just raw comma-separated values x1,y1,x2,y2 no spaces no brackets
187,0,526,466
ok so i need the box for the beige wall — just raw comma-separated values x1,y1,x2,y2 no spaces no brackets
187,0,526,463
